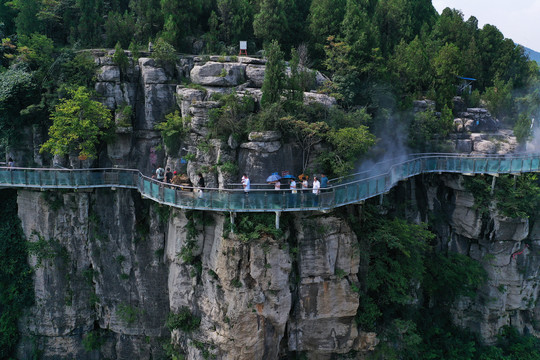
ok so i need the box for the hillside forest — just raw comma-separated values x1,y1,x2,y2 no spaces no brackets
1,0,540,165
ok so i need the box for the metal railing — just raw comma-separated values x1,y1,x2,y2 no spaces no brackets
1,153,539,212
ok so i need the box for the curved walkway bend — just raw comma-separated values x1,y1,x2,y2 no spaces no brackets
1,153,539,213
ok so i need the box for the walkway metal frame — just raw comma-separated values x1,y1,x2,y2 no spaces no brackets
1,153,539,213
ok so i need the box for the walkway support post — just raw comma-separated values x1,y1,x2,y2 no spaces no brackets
275,211,281,230
230,212,235,233
491,175,497,195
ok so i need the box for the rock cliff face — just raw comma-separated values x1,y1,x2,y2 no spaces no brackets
11,52,540,359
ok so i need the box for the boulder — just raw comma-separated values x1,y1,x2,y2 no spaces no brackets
453,96,467,113
474,140,497,154
239,56,267,65
492,216,529,241
97,65,121,82
141,66,168,84
413,99,436,112
248,131,282,142
304,92,337,107
246,64,265,87
454,119,464,132
240,141,282,153
456,139,473,153
190,62,246,87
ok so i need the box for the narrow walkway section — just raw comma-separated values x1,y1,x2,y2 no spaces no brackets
1,153,539,213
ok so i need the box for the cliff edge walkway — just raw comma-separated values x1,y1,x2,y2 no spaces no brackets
1,153,539,215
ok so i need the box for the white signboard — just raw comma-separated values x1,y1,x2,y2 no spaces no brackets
240,41,247,50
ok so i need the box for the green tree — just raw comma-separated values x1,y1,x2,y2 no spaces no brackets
0,69,38,145
76,0,104,46
390,36,433,103
408,108,452,151
41,86,113,159
278,116,329,172
432,42,462,108
60,51,97,88
323,126,376,175
307,0,346,62
161,0,211,50
104,11,136,48
152,37,176,65
217,0,254,44
16,33,54,80
253,0,288,46
9,0,42,36
483,77,514,121
112,42,129,75
129,0,162,43
260,40,285,108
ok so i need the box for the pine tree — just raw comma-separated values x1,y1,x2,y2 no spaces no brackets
261,40,285,108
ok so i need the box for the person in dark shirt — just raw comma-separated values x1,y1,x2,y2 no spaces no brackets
165,167,173,183
320,173,328,188
197,173,205,198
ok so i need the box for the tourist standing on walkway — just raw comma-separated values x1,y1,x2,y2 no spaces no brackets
7,157,14,168
320,173,328,188
312,176,321,206
289,179,297,207
165,167,173,183
156,166,165,181
242,174,250,193
197,173,205,198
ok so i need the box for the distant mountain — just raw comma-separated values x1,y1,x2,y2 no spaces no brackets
524,46,540,63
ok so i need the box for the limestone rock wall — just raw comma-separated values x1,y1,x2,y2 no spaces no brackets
417,174,540,343
15,188,371,359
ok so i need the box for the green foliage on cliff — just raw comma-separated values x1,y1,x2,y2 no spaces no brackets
40,86,113,159
166,307,201,332
0,190,34,358
349,204,488,358
155,110,188,155
464,174,540,219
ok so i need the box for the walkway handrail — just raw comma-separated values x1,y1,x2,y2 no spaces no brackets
1,153,540,212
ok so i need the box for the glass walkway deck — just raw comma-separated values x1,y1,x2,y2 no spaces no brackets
1,153,539,213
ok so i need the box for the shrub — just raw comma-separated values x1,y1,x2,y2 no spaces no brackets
82,330,106,352
112,42,129,73
155,111,187,155
166,307,201,332
152,38,177,64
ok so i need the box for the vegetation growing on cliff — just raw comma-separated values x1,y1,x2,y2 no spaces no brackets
0,190,34,358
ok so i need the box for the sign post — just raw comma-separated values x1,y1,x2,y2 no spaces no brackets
239,41,247,56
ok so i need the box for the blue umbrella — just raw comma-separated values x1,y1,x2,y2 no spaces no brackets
282,174,296,179
266,174,282,182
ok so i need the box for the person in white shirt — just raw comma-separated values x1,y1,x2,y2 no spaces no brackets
288,179,297,208
242,174,250,193
312,176,321,195
312,176,321,207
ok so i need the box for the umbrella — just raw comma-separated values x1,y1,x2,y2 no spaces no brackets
298,174,309,181
266,174,282,182
282,174,296,179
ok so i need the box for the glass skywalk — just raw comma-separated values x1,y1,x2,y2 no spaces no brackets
1,153,539,212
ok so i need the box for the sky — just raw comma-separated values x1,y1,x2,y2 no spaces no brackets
432,0,540,51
